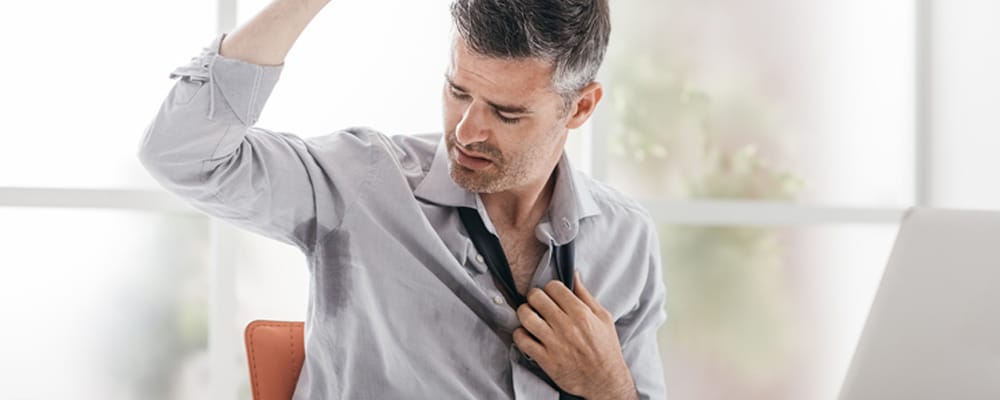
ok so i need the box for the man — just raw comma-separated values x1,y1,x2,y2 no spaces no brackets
138,0,667,398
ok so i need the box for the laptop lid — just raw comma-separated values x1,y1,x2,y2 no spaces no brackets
838,208,1000,399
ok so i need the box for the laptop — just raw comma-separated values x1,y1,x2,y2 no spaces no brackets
838,208,1000,399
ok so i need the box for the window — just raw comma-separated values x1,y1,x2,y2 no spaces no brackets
0,0,216,189
600,0,915,207
0,209,209,399
601,1,914,398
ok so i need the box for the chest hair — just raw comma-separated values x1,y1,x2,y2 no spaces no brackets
495,226,547,295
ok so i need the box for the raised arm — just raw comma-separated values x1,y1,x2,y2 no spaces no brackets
220,0,331,66
138,0,371,254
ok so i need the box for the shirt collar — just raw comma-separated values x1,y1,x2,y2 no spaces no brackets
414,137,602,244
413,139,478,209
546,151,602,244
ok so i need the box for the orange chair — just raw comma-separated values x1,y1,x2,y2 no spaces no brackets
244,320,306,400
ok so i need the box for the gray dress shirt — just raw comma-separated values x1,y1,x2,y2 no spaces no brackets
138,34,667,399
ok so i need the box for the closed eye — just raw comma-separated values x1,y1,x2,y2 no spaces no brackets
448,85,471,101
494,110,521,125
446,79,523,124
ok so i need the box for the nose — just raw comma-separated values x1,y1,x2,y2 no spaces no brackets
454,100,490,147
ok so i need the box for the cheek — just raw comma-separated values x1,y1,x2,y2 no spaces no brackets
521,124,564,160
500,131,541,160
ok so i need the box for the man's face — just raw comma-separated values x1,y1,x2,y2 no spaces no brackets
442,37,570,194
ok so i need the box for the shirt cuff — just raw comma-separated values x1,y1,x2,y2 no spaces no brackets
169,33,284,126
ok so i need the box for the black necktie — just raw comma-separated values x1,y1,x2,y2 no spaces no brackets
457,207,584,400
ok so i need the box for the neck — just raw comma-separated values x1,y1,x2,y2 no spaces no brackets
481,167,558,230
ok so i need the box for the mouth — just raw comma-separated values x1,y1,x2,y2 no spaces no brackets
453,146,494,171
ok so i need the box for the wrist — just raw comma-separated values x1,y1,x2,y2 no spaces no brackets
583,365,637,400
590,381,638,400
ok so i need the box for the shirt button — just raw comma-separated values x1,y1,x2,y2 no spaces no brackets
561,218,572,231
475,254,485,263
492,295,505,305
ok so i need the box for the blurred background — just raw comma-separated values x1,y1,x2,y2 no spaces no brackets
1,0,999,399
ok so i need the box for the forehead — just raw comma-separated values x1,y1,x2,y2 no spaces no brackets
447,37,556,100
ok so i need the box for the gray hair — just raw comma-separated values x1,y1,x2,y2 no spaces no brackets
450,0,611,109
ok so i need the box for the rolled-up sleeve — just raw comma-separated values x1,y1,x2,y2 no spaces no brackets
138,34,363,254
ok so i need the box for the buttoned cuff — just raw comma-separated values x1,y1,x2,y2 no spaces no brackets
169,33,284,126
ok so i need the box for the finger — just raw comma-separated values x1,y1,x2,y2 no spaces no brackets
574,272,604,315
526,287,571,326
544,279,588,318
513,327,548,362
516,304,554,343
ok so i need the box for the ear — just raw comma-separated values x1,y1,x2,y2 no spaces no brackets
565,82,603,130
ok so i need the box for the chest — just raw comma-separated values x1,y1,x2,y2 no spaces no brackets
495,228,547,295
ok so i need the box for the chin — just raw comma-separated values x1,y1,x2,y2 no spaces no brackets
449,165,504,194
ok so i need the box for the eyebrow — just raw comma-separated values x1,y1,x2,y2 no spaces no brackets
445,76,533,115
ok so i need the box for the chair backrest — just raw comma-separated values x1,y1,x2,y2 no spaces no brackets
244,320,305,400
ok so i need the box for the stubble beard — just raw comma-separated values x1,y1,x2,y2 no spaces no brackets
446,132,545,194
